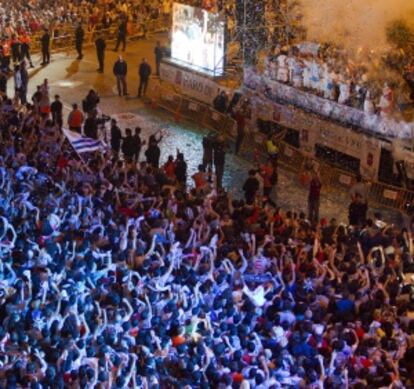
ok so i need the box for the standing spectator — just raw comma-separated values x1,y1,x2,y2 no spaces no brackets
51,95,63,128
175,152,187,187
75,23,84,60
213,135,227,189
31,85,43,113
234,109,246,154
122,128,136,163
113,55,128,97
243,169,260,204
163,155,176,180
213,90,228,113
41,28,50,65
13,64,23,102
266,133,279,167
308,171,322,224
110,119,122,158
138,58,151,98
67,103,84,133
349,176,368,224
202,134,214,170
348,193,367,226
2,38,11,72
20,61,28,104
192,164,208,193
114,18,127,52
82,89,100,113
19,32,33,67
133,127,144,163
154,41,163,76
84,111,98,139
260,158,277,200
95,34,106,73
145,133,162,169
39,78,50,117
10,35,20,64
0,71,7,96
350,175,368,210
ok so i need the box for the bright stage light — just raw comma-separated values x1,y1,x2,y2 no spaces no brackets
171,2,225,76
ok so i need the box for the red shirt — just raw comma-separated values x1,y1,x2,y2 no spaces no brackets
261,164,274,188
164,161,176,178
193,172,207,189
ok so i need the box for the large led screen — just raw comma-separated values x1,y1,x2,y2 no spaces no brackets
171,2,225,76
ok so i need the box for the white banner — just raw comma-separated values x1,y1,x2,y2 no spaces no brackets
160,62,230,104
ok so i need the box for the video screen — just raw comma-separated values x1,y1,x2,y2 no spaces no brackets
171,2,225,76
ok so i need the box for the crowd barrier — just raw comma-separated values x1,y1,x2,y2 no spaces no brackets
151,83,237,139
149,82,414,214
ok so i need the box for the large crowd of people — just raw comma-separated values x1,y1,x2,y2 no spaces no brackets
263,44,403,119
0,68,413,388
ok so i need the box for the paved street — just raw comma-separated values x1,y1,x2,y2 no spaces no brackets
10,34,403,225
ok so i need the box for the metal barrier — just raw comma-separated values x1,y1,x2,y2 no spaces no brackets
368,182,406,210
149,83,237,137
157,90,182,114
278,142,305,174
149,82,414,214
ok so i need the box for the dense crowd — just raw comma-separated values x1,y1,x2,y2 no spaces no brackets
263,44,400,119
0,0,172,32
0,78,413,389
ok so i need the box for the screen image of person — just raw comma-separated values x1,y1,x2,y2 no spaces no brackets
171,3,224,75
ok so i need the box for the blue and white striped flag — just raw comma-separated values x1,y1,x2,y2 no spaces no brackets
62,128,104,154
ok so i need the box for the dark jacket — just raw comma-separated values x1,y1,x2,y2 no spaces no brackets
154,46,163,62
83,93,100,113
41,32,50,48
110,125,122,151
122,135,136,158
113,60,127,76
51,100,63,119
133,134,142,152
145,144,161,168
95,38,106,53
213,93,228,113
0,73,7,93
175,160,187,183
21,68,28,88
118,21,127,37
213,141,226,166
202,136,214,163
75,26,84,43
84,117,98,139
139,62,152,79
243,177,259,197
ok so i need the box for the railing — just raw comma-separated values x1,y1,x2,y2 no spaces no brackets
149,82,414,214
150,82,237,139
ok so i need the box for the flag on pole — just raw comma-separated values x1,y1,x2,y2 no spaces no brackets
62,128,105,154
